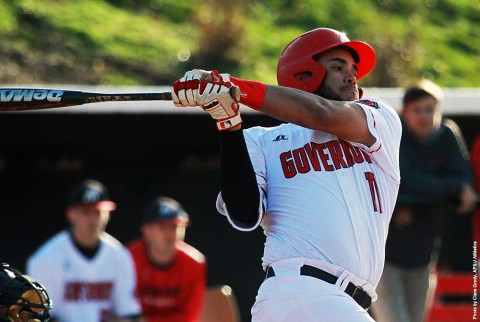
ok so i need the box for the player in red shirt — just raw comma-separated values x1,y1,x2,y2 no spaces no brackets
471,135,480,247
128,196,207,322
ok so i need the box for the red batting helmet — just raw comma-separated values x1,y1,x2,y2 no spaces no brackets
277,28,376,93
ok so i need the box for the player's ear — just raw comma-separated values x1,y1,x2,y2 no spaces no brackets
176,225,187,241
102,210,111,223
141,224,148,235
66,208,75,223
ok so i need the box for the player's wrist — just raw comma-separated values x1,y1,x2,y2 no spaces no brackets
216,113,243,131
230,76,266,110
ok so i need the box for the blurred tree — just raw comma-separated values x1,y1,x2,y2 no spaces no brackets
188,0,247,72
0,0,478,86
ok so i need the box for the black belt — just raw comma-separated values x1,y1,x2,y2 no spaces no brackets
265,265,372,309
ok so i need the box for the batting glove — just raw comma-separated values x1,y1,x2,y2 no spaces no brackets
171,70,242,130
198,80,242,131
171,69,211,107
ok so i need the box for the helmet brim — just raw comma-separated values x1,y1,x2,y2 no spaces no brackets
333,40,376,80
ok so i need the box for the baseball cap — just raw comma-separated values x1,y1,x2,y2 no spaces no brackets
143,196,189,225
67,179,117,211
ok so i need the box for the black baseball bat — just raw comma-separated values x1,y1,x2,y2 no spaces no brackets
0,86,240,111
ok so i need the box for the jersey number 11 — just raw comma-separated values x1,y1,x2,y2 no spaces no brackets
365,172,383,213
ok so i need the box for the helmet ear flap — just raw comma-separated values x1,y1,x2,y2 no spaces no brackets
280,61,326,93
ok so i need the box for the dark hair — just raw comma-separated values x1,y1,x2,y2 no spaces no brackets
403,79,443,106
402,87,436,106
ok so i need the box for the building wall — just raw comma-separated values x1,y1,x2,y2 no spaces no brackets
0,111,478,321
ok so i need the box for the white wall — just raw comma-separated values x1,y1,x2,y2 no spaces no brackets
5,85,480,115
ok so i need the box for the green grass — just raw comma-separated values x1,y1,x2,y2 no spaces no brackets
0,0,478,87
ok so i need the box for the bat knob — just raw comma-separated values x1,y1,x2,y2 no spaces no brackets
229,86,241,103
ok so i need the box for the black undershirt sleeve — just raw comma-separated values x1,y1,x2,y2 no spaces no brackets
219,130,261,226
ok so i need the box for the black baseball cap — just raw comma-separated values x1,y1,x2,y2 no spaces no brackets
143,196,189,225
67,179,116,211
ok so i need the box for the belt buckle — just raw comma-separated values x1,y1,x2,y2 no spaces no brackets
351,285,371,309
351,285,363,299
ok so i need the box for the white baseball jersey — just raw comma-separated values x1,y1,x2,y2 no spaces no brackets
27,230,141,322
217,97,401,288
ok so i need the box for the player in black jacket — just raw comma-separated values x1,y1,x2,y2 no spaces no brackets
372,80,478,322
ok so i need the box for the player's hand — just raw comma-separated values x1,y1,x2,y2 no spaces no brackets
206,70,232,83
172,70,242,130
171,69,211,107
198,79,242,131
457,183,478,215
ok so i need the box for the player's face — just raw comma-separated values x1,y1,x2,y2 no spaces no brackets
68,207,110,238
402,95,439,140
142,220,186,258
316,48,360,101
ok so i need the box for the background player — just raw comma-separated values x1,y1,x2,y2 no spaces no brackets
0,263,52,322
171,27,401,321
372,80,477,322
26,179,142,322
128,196,206,322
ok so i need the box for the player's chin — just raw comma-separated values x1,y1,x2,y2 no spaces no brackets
341,89,359,101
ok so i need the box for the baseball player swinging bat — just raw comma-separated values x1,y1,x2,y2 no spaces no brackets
0,86,240,111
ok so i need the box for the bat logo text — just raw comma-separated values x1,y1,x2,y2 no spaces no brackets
0,89,64,102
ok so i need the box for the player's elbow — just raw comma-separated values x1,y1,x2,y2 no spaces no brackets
223,188,261,228
229,209,260,227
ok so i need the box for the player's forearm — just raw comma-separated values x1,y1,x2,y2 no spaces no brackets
260,85,333,129
219,131,260,224
230,76,334,126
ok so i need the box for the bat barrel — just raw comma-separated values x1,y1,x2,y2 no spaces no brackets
0,88,173,111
